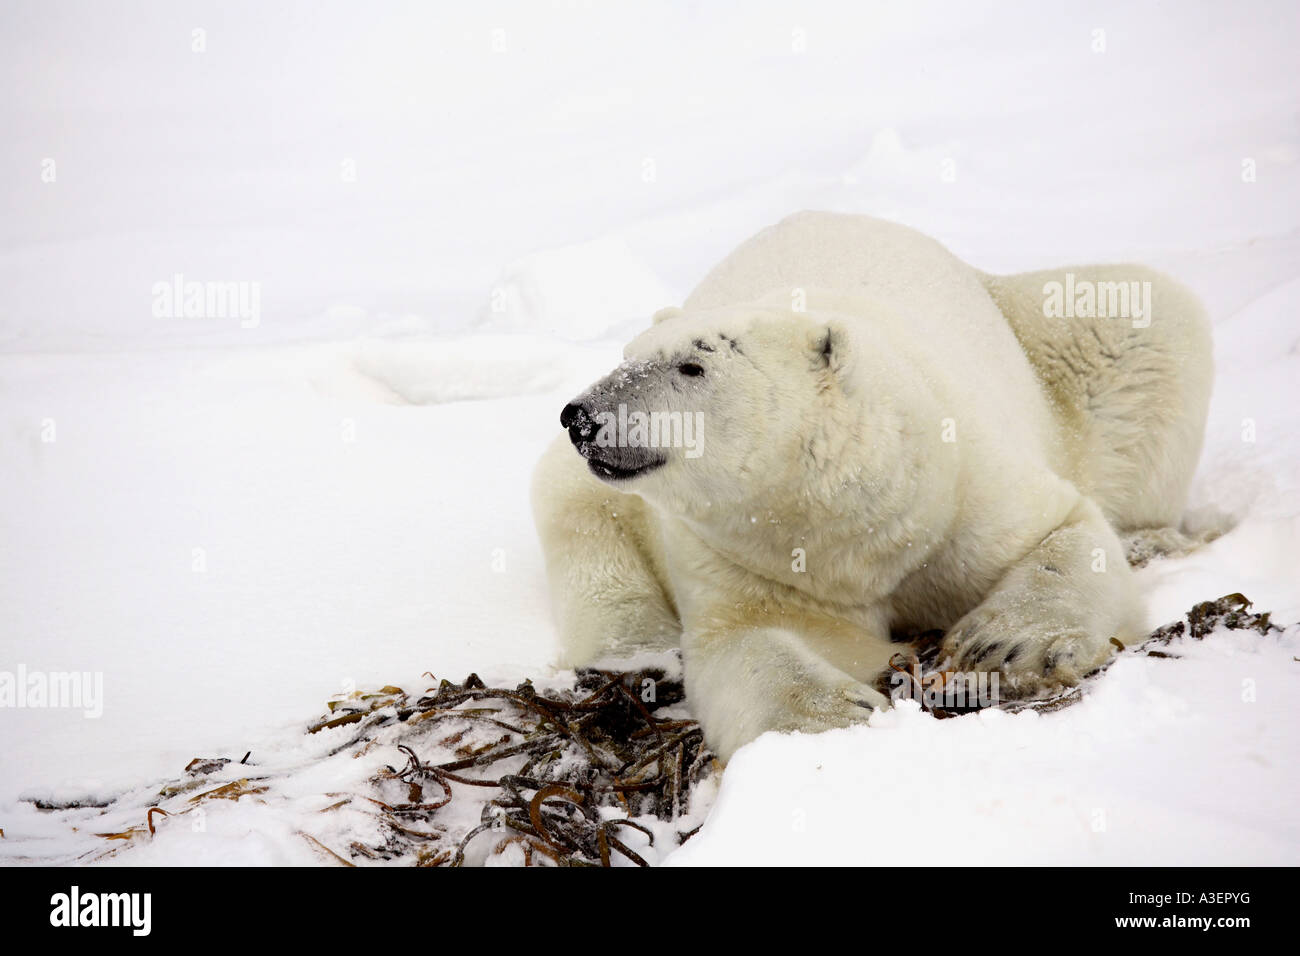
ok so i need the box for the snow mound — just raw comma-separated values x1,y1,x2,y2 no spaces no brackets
477,236,675,342
840,127,965,191
290,334,609,405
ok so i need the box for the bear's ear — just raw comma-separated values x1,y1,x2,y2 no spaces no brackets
651,306,683,325
810,322,852,381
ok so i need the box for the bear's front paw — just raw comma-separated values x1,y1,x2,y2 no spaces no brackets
940,610,1113,698
701,676,889,762
765,676,889,736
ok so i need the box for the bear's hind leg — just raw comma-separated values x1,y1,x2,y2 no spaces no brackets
1120,524,1227,568
531,435,681,667
981,265,1213,533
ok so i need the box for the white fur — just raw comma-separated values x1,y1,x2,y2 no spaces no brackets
532,212,1212,761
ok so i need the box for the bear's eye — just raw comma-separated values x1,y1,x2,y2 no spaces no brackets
677,362,705,377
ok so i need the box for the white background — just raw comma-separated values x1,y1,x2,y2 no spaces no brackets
1,0,1297,864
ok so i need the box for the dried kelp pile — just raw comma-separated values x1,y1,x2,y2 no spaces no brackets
883,592,1281,718
329,665,717,866
12,657,715,867
1142,591,1278,644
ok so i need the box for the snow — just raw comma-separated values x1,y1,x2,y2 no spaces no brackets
1,0,1298,865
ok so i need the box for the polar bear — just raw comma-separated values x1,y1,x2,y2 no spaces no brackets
532,212,1212,761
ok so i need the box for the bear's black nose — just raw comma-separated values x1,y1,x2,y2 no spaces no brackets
561,402,598,444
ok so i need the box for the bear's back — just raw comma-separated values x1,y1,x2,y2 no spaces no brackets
685,211,1059,467
685,211,968,313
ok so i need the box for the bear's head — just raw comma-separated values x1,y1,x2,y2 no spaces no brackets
559,301,863,515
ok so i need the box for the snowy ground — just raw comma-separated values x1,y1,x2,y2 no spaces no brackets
1,0,1298,865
